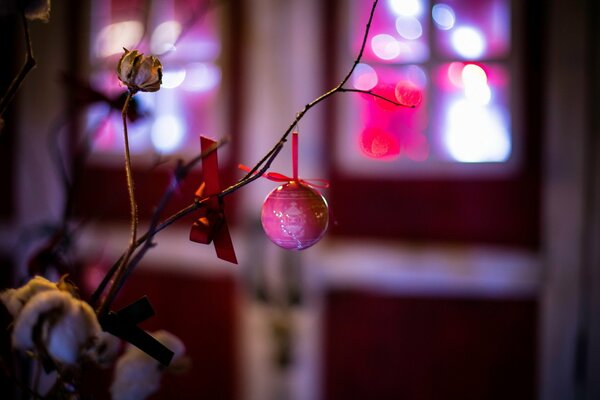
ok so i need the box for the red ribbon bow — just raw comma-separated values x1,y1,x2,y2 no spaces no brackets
239,132,329,188
189,136,238,264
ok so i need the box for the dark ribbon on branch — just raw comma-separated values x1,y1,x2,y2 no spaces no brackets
189,136,238,264
100,296,174,366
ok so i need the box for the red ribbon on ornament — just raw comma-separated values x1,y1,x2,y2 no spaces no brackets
189,136,238,264
239,132,330,189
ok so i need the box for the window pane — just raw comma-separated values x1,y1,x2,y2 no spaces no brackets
431,62,511,162
336,64,429,173
338,0,514,175
432,0,510,60
353,0,430,64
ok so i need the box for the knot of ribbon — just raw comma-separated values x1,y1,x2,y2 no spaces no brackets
101,296,175,366
239,132,329,189
189,136,238,264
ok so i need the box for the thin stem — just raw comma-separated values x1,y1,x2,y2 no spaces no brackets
338,88,416,108
96,92,137,316
121,91,137,249
0,12,37,118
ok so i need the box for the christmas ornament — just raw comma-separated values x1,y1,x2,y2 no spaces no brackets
241,132,329,250
261,180,329,250
189,136,238,264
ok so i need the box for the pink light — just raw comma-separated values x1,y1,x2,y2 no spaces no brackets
395,80,422,107
373,84,399,111
404,132,429,161
447,62,464,88
360,127,400,160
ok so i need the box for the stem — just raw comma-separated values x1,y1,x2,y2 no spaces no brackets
96,92,137,315
338,88,416,108
121,92,138,250
0,12,37,118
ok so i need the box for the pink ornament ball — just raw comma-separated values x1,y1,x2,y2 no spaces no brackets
261,181,329,250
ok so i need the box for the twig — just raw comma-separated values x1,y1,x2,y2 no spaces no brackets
338,88,416,108
0,12,37,118
93,140,226,311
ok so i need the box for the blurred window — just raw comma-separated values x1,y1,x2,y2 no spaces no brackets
337,0,514,176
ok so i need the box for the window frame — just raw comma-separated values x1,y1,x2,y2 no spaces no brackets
323,0,541,247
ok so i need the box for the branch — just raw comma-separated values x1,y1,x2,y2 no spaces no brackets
338,88,416,108
93,140,226,312
0,12,37,119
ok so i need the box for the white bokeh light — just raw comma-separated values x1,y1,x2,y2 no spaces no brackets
371,34,401,60
96,21,144,58
352,63,378,91
444,99,510,162
161,68,187,89
451,27,486,58
150,21,182,54
432,4,455,30
181,62,221,92
388,0,423,17
462,64,491,104
395,16,423,40
151,115,185,153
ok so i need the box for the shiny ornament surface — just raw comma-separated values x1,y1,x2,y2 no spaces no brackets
261,181,329,250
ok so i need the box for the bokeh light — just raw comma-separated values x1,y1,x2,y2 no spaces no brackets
451,26,486,58
395,16,423,40
395,81,423,107
96,21,144,58
462,64,491,104
447,62,465,88
444,99,510,162
432,4,455,30
360,127,401,160
371,34,401,60
161,68,187,89
150,21,182,54
388,0,423,17
352,63,379,91
151,115,185,153
181,62,221,92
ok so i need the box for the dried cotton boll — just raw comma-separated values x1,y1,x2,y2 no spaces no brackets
12,290,101,366
23,0,51,22
87,331,122,367
110,330,186,400
117,49,162,93
0,0,50,21
0,275,58,317
45,299,101,365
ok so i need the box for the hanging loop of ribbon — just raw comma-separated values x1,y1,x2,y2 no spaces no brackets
238,132,330,189
189,136,238,264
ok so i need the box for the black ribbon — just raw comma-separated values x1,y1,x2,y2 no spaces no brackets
100,296,174,366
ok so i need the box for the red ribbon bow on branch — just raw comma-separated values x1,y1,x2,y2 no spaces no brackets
189,136,238,264
239,132,329,188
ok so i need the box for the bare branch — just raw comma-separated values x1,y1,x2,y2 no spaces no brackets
0,12,37,119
